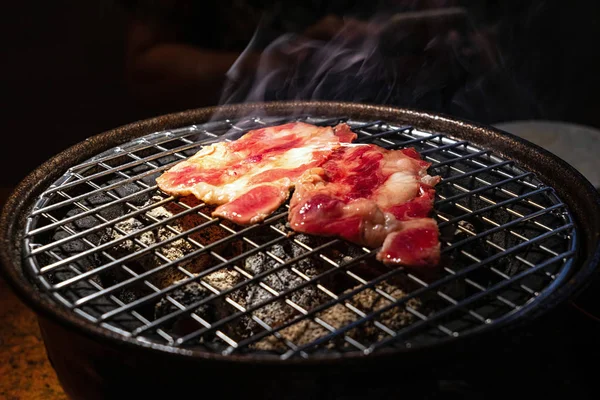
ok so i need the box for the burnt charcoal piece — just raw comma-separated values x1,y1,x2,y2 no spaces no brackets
242,239,329,338
44,206,114,307
154,280,217,338
95,197,237,292
153,268,247,341
253,282,421,351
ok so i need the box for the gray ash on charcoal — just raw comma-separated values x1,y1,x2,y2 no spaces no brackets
241,232,330,338
154,268,246,340
253,282,421,351
149,224,329,344
42,177,155,326
90,196,248,339
230,226,424,352
95,197,213,313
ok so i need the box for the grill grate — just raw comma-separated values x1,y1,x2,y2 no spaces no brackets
22,115,576,359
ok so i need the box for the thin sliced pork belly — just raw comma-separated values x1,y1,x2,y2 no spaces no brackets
377,218,440,266
288,144,441,267
156,122,356,225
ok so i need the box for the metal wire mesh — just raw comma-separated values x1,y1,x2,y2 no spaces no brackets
22,115,576,359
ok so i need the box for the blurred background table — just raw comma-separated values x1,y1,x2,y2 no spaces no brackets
495,120,600,189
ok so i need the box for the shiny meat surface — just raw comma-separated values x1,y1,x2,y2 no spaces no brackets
288,144,441,267
156,122,356,224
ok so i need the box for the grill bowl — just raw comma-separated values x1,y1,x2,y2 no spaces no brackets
2,101,599,398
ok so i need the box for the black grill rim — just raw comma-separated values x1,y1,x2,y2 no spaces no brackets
2,101,599,367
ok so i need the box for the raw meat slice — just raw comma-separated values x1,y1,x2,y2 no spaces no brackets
288,144,440,267
156,122,356,225
376,218,440,266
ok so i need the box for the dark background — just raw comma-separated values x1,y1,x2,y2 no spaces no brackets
3,1,136,187
2,1,600,184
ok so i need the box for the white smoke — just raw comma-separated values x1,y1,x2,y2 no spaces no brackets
211,4,542,125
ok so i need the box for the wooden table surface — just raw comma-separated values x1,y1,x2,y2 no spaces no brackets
0,187,68,399
0,279,68,399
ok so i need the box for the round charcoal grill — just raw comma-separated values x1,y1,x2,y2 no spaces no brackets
17,112,579,355
1,102,599,398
